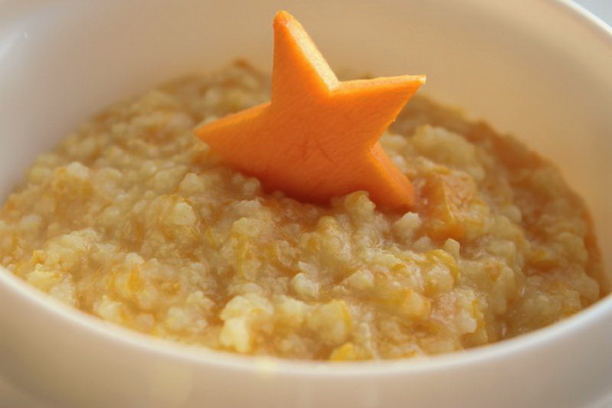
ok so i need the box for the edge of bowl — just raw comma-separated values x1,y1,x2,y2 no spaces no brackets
1,265,611,376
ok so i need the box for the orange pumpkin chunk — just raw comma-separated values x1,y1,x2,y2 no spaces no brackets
421,171,481,240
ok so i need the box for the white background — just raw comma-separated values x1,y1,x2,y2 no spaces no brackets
0,1,610,407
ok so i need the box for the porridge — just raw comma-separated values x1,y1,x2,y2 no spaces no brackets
0,62,605,360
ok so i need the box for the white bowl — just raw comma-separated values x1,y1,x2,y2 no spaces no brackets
0,0,610,407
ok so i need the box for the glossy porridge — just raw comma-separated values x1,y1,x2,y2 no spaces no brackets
0,62,605,360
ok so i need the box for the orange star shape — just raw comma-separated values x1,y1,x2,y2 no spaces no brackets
195,11,425,210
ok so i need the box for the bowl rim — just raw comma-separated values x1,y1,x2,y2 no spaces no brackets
0,0,610,377
559,0,612,38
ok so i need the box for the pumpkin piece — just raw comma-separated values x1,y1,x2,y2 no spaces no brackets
195,11,425,210
420,171,482,240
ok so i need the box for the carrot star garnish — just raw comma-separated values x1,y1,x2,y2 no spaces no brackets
195,11,425,210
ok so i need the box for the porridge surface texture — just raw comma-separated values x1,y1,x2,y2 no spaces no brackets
0,62,604,360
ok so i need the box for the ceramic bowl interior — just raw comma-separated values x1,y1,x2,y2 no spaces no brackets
0,0,610,407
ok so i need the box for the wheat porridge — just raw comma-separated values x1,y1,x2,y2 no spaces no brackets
0,62,605,360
